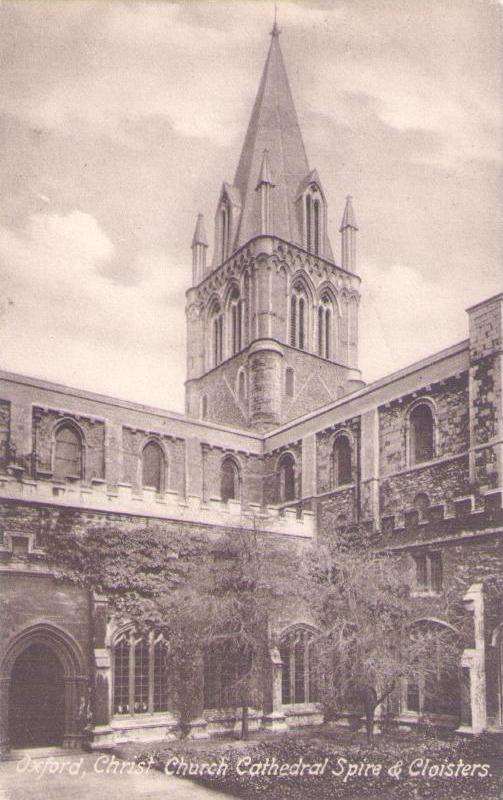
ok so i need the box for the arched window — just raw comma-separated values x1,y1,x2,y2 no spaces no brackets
304,184,324,256
318,294,332,359
228,287,242,355
221,457,240,503
54,423,83,480
280,627,318,705
333,434,352,486
409,403,435,465
290,283,307,351
313,199,320,256
113,631,170,716
209,300,224,367
279,453,296,503
142,441,164,492
219,198,231,264
306,194,312,253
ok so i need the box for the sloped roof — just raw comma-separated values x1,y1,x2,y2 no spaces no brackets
232,30,310,249
192,213,208,247
340,195,358,231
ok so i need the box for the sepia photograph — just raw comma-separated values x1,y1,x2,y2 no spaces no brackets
0,1,502,798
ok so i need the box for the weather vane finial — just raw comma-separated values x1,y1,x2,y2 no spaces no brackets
271,2,280,37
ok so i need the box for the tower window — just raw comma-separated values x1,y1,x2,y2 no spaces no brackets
54,423,83,480
142,441,165,492
209,300,224,367
313,199,320,255
409,403,435,465
228,288,242,355
290,283,307,351
304,184,324,256
332,434,352,487
318,294,332,359
220,198,231,264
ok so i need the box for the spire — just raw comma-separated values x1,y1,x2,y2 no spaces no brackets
256,149,273,188
340,195,358,231
232,28,310,249
340,196,357,272
192,213,208,247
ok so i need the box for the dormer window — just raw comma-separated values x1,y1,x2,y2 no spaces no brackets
304,183,324,256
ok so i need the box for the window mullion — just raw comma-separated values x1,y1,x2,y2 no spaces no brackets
148,633,154,714
128,632,135,716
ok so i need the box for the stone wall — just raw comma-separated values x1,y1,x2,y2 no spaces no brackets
32,406,105,481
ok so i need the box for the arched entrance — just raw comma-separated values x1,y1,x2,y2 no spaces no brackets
0,623,88,754
9,643,65,747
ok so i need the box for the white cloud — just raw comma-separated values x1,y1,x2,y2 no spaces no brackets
360,262,469,383
0,211,186,408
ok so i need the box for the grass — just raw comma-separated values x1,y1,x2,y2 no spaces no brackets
117,723,503,799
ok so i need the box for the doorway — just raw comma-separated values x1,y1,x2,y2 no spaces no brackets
9,643,65,747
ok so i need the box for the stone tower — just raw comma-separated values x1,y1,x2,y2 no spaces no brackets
185,25,363,431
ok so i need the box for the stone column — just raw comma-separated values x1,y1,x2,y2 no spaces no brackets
89,594,115,749
360,409,380,525
457,583,487,734
262,647,287,732
301,434,317,502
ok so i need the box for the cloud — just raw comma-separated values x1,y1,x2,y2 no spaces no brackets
360,261,477,383
0,210,186,408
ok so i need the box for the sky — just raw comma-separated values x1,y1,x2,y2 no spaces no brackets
0,0,502,412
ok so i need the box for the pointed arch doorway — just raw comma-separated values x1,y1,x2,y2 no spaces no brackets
9,643,65,747
1,623,88,754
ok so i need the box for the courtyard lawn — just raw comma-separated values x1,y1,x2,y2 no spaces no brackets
117,724,502,800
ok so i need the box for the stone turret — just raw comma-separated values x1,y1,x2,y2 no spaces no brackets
340,195,358,272
191,214,208,285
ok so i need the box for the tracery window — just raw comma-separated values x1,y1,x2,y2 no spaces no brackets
54,423,83,480
409,403,435,465
304,184,323,256
209,300,224,367
113,632,170,716
228,287,243,355
332,434,352,487
279,452,297,503
280,627,318,705
318,294,332,359
142,441,165,492
290,283,307,351
221,456,240,503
